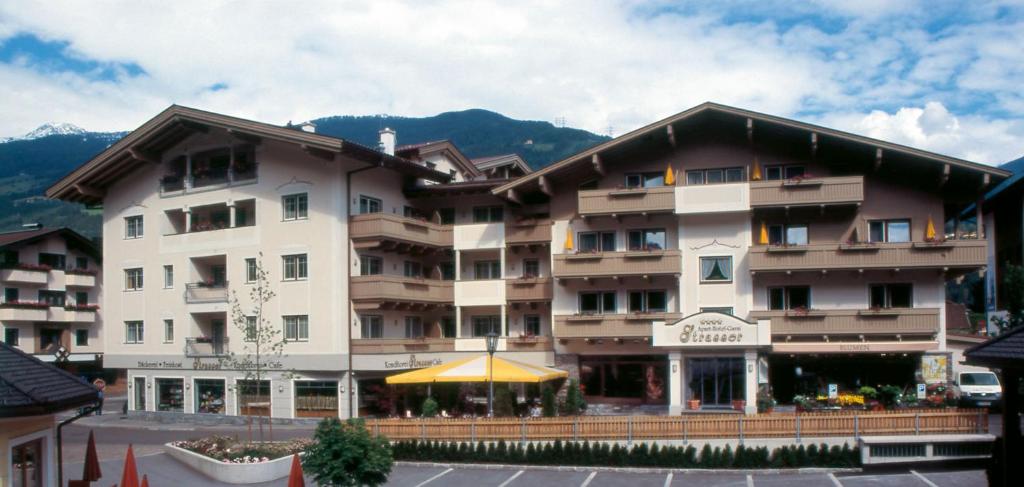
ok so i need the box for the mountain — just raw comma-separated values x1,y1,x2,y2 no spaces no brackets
0,109,607,237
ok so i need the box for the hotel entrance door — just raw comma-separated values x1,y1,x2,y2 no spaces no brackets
686,357,745,408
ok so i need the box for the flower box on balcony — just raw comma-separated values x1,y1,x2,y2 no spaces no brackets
785,308,825,318
858,308,902,317
65,304,100,311
765,245,808,253
65,268,98,276
781,177,823,187
912,241,955,249
566,252,602,260
566,314,604,322
0,263,52,272
838,242,879,251
0,301,50,309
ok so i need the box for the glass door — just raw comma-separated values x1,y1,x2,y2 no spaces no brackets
133,377,147,411
687,357,745,407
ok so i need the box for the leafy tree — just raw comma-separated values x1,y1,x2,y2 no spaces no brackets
303,418,393,487
421,397,439,418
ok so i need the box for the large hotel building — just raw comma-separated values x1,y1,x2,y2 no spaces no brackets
47,103,1007,417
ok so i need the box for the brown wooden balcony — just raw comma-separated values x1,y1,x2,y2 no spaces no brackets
748,240,986,272
506,335,555,351
505,219,551,245
350,213,453,251
553,312,683,338
351,338,456,354
749,176,864,208
751,308,939,337
553,250,682,279
351,275,453,310
505,277,553,302
578,186,675,217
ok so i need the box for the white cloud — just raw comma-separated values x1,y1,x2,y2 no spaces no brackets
0,0,1021,165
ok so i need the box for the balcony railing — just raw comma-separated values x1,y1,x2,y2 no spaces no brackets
351,338,456,354
749,176,864,208
505,277,553,302
553,250,682,279
506,335,555,351
351,275,454,308
350,213,453,250
185,337,230,357
185,282,230,304
578,186,675,217
0,265,50,285
751,308,940,337
748,240,986,272
159,165,259,195
553,312,683,338
505,219,552,245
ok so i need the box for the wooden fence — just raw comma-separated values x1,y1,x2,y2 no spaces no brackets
365,409,988,442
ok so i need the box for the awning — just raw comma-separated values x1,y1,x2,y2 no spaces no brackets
385,355,568,384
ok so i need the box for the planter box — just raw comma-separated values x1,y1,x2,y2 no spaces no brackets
164,442,299,484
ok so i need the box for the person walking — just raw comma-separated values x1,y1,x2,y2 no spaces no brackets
93,378,106,415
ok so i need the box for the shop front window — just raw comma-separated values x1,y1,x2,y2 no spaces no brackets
156,378,184,412
195,379,226,414
295,380,338,417
237,379,271,416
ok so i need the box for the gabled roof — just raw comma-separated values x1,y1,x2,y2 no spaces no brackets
472,154,532,175
0,342,100,417
405,179,511,198
396,139,482,178
46,105,452,205
964,325,1024,368
0,227,100,261
492,101,1010,196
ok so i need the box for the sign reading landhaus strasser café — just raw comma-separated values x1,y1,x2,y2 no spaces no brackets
652,312,771,348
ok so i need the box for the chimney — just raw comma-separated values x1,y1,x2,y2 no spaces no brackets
379,128,396,156
298,121,316,133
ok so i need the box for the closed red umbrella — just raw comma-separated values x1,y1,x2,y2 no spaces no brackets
140,474,150,487
287,454,305,487
82,430,102,482
119,445,140,487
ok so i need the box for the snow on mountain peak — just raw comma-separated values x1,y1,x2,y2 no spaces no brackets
24,122,87,139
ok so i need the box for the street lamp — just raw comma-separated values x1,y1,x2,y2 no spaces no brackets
486,332,499,417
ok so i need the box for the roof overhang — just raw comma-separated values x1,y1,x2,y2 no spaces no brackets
398,140,482,179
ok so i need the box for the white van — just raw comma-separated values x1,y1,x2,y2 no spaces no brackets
956,371,1002,409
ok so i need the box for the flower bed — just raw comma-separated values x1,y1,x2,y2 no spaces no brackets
166,436,311,484
170,436,310,463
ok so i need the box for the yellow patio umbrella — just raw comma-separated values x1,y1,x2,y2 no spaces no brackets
386,355,569,384
664,164,675,186
926,215,936,240
759,221,769,245
751,157,762,181
564,227,574,251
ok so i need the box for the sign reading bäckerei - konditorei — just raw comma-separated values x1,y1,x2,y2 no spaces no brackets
652,312,771,348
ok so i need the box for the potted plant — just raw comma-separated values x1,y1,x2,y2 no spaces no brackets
686,398,701,410
731,399,747,412
757,390,776,414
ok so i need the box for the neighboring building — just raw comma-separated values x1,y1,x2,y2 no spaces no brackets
0,227,103,373
980,161,1024,332
1,341,100,487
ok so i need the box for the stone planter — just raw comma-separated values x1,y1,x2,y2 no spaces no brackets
164,442,299,484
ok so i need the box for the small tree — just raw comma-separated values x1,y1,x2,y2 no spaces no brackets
541,385,557,417
304,418,393,487
421,397,439,418
561,379,586,415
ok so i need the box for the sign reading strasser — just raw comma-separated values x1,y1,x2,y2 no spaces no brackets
652,312,770,348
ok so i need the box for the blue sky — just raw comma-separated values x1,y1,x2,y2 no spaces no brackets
0,0,1022,164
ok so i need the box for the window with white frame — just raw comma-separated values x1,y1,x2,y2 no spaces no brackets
686,167,744,185
358,195,382,214
125,215,144,239
627,290,667,313
244,316,257,341
245,258,257,283
282,193,309,220
579,291,617,314
522,259,540,278
404,316,424,338
125,321,144,344
869,283,913,308
472,206,504,223
472,315,501,337
125,268,144,291
474,261,501,279
699,256,732,282
164,319,174,343
282,254,308,280
765,165,805,180
163,265,173,288
284,315,309,341
868,219,911,243
359,255,382,276
404,261,423,278
624,172,664,188
768,223,809,246
768,286,811,310
361,315,383,338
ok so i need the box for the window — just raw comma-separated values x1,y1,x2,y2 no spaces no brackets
578,231,616,252
524,315,541,336
358,195,382,214
0,250,17,267
404,316,424,338
767,224,808,246
404,261,423,278
441,316,456,338
768,286,811,310
282,193,309,220
284,315,309,341
869,283,913,308
163,265,173,288
474,261,501,279
869,219,911,243
125,215,144,239
701,307,735,315
244,316,257,341
245,258,257,283
75,291,88,306
765,165,806,180
627,229,666,250
472,315,501,337
628,290,668,313
38,290,65,307
686,167,745,185
579,291,617,314
4,288,18,303
39,252,65,269
359,255,382,276
440,261,455,280
699,256,733,282
126,321,144,344
282,254,308,280
472,206,504,223
624,172,664,188
75,257,88,270
164,319,174,343
522,259,540,278
361,315,383,338
438,208,456,225
125,268,144,291
75,329,89,346
4,328,18,346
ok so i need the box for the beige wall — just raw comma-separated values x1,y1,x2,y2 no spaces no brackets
0,415,55,487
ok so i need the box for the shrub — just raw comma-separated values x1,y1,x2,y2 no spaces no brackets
857,386,878,400
421,397,439,418
303,418,393,487
561,379,586,415
699,444,714,468
721,444,734,467
494,387,517,417
878,385,902,408
541,386,557,417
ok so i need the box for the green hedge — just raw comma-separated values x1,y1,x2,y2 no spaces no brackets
391,439,860,469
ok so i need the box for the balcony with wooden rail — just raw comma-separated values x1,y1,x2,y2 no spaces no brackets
505,219,552,246
750,308,940,337
351,275,454,310
553,312,683,338
505,277,553,302
553,250,682,279
350,213,453,252
578,186,675,217
749,175,864,208
749,239,986,273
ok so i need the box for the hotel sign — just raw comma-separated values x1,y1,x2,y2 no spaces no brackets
384,354,444,370
653,312,770,348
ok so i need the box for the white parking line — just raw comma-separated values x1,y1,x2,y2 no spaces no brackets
498,470,525,487
414,468,453,487
747,474,754,487
664,472,674,487
910,470,939,487
580,471,598,487
827,472,843,487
